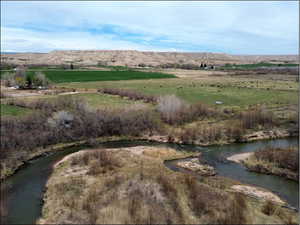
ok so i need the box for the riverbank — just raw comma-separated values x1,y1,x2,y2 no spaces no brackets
0,136,136,180
243,156,299,182
227,146,299,182
147,127,298,146
227,152,254,163
1,127,298,181
4,138,299,224
38,146,298,224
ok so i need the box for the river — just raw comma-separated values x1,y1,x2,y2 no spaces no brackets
3,137,299,224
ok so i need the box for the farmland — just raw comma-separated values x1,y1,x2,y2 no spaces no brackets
220,62,299,70
1,1,299,224
0,104,32,117
59,76,298,108
1,65,299,225
1,70,176,83
71,93,148,109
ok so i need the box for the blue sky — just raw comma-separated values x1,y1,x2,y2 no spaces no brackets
1,1,298,54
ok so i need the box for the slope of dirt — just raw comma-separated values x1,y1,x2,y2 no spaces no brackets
1,50,298,66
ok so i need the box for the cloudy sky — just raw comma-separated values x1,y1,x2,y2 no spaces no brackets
1,1,298,54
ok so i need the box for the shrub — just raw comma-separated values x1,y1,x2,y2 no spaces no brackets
239,107,276,129
33,72,50,87
14,68,27,88
157,95,220,125
184,175,248,224
0,96,162,164
254,147,298,172
47,111,74,129
100,88,157,103
262,200,277,215
156,95,188,125
226,122,244,142
1,72,16,87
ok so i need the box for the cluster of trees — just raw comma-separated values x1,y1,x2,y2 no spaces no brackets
156,95,219,125
0,63,75,71
254,147,298,173
158,63,213,70
1,96,161,159
0,62,17,70
176,123,243,144
1,69,50,89
238,108,276,129
100,88,157,103
1,93,284,178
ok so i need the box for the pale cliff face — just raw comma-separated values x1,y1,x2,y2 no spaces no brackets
1,50,298,66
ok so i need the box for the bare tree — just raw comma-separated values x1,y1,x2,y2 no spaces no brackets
33,72,50,88
156,95,188,124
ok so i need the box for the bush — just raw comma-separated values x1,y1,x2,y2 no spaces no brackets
1,70,50,89
262,200,277,215
239,107,276,129
157,95,219,125
0,96,162,161
1,72,16,87
156,95,189,125
47,111,74,129
226,122,244,142
254,147,298,172
14,68,27,88
87,151,122,175
184,175,248,224
100,88,157,103
33,72,50,87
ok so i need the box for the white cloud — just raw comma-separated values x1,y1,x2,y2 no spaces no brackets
1,26,176,52
1,1,298,54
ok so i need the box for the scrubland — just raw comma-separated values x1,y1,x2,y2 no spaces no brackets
38,147,298,224
0,65,298,224
243,147,299,181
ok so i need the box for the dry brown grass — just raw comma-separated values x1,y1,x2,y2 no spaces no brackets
39,147,250,224
38,146,299,224
261,200,277,216
243,147,299,181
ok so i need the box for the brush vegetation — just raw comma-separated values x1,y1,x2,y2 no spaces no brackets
1,94,291,179
243,147,299,181
38,146,298,224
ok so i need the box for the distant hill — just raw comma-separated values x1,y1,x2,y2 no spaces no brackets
1,52,21,54
1,50,298,67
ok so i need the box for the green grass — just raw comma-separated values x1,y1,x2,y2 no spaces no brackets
19,93,147,109
0,70,13,76
58,79,298,108
1,104,32,117
220,63,299,70
74,93,147,109
24,70,176,83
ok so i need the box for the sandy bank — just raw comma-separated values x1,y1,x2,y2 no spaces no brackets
231,185,285,205
227,152,254,163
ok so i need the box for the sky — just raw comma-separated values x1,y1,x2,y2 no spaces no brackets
1,1,299,54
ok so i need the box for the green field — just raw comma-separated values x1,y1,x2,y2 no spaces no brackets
7,93,146,110
73,93,147,109
220,63,299,70
1,104,32,117
22,70,176,83
0,70,176,83
59,79,298,108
